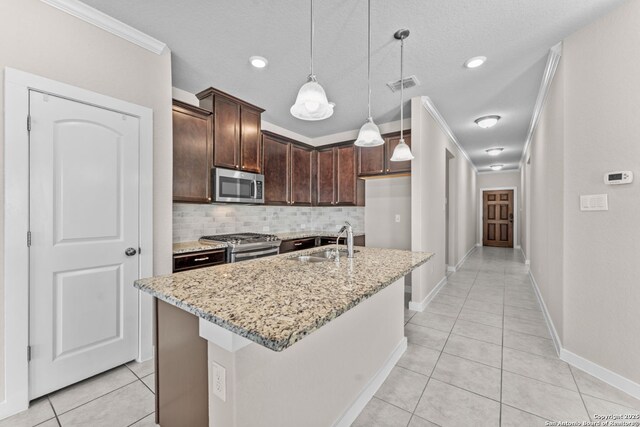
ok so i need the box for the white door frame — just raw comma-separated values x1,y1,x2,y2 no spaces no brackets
2,67,154,418
478,186,518,249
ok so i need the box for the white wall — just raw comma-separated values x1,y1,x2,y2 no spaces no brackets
521,0,640,388
477,171,521,246
364,177,411,250
0,0,173,404
410,97,477,305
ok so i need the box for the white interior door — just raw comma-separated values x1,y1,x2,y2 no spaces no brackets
28,90,140,399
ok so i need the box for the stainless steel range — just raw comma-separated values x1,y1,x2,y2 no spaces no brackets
199,233,281,263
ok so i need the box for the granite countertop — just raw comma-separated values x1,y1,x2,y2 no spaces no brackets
136,246,433,352
173,241,227,254
275,231,365,240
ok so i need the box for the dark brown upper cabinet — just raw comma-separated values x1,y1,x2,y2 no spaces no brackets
196,87,264,173
316,148,336,206
356,131,412,177
172,100,213,203
316,145,364,206
262,133,290,205
290,145,314,206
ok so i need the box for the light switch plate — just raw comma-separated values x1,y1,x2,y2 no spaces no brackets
580,194,608,211
395,214,401,223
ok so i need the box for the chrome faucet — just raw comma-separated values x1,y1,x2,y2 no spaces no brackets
337,221,355,258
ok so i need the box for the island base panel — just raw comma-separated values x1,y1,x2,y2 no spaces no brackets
206,278,405,427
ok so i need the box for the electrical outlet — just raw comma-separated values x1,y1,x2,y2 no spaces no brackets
211,361,226,402
301,223,306,229
263,225,270,232
395,214,401,223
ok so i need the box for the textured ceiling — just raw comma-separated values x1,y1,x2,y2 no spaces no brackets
81,0,625,171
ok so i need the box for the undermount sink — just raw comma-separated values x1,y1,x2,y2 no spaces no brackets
288,249,360,263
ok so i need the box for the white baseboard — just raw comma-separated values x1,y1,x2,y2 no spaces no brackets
528,271,562,356
333,337,407,427
560,348,640,401
476,243,481,247
519,247,530,265
455,245,477,271
515,245,521,249
408,276,448,312
524,260,530,265
528,271,640,401
447,265,456,273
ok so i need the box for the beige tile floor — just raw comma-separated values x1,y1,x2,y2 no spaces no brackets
3,247,639,426
0,359,156,427
354,247,640,427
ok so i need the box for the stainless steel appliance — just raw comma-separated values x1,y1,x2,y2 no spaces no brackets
199,233,281,263
212,168,264,204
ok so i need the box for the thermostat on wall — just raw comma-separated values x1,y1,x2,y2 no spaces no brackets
604,171,633,185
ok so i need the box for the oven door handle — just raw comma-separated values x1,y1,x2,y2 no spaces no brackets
233,248,279,260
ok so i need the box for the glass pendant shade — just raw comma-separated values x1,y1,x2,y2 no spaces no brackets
390,138,414,161
290,76,334,121
354,117,384,147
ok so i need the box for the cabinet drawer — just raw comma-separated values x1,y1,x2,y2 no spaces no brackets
280,238,317,254
319,235,365,247
173,249,226,272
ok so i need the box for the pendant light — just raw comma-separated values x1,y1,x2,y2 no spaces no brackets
354,0,384,147
390,29,415,162
290,0,335,121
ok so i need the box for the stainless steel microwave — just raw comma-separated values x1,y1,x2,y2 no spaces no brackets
212,168,264,204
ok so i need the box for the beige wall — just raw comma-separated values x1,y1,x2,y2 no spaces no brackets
522,0,640,385
365,177,411,250
561,0,640,384
411,97,477,304
524,57,566,342
477,171,521,246
0,0,173,403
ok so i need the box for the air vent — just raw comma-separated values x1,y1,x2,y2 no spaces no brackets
386,75,420,92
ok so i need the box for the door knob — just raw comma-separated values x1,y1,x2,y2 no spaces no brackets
125,247,137,256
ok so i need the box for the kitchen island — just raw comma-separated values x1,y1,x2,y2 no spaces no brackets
135,246,433,427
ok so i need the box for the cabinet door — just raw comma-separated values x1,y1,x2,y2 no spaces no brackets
240,106,261,173
386,134,412,174
262,135,290,205
172,103,212,203
357,145,385,176
316,148,335,206
290,145,313,205
336,146,357,205
213,96,240,169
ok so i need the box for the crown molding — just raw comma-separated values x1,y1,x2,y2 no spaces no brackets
519,43,562,168
421,96,478,173
40,0,168,55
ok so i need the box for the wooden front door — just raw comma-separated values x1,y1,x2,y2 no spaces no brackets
483,190,514,248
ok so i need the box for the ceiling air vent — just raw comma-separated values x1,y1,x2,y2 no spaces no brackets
386,75,420,92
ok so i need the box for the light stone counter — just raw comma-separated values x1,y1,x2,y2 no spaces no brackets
135,246,433,351
172,241,227,254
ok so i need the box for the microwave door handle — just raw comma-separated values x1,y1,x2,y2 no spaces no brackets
251,180,256,198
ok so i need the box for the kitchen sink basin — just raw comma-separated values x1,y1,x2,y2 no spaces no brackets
288,249,360,263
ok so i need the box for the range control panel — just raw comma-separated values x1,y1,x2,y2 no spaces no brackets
604,171,633,185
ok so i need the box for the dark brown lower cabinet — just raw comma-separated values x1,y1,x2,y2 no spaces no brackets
280,237,317,254
156,299,208,427
319,235,365,247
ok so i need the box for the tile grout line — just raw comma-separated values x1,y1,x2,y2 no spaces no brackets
46,396,61,427
51,377,141,417
408,266,481,424
499,265,506,427
569,365,593,422
126,411,155,427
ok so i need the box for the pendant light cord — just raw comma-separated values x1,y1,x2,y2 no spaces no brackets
400,35,404,141
367,0,371,119
310,0,314,77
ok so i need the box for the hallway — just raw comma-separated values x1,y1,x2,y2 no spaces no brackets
354,247,640,426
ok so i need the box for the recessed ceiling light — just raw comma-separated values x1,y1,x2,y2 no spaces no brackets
475,115,501,128
464,56,487,69
249,56,268,68
489,164,504,171
485,147,504,156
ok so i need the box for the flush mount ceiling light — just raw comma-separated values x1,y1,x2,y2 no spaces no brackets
485,147,504,156
355,0,384,147
475,115,501,129
249,56,268,68
290,0,334,121
390,29,414,162
464,56,486,69
489,164,504,171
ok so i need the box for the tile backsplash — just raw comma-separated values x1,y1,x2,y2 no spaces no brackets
173,204,365,243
